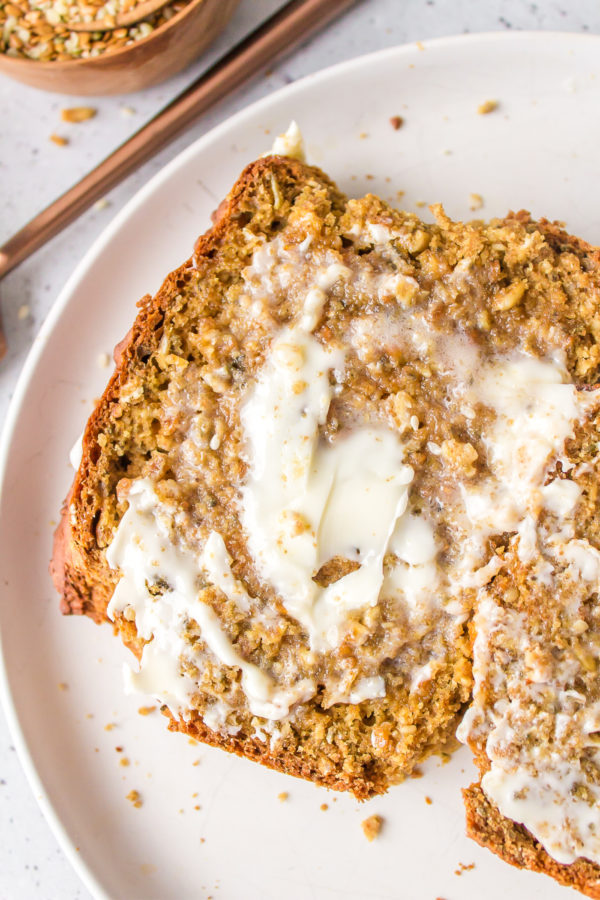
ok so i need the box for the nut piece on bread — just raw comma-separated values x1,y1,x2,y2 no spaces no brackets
51,154,600,895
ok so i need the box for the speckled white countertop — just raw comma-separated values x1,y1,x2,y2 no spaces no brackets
0,1,598,896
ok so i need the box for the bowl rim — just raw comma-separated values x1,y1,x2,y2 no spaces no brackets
0,0,233,69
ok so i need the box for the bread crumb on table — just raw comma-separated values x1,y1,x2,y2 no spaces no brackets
138,705,157,716
389,115,404,130
320,803,329,811
61,106,97,123
49,134,69,147
277,792,289,802
57,681,68,691
469,192,484,211
104,723,116,731
94,199,110,212
425,795,433,805
361,814,383,842
120,757,130,767
18,304,31,320
126,789,142,808
477,99,498,115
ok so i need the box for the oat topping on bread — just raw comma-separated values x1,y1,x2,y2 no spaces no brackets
51,153,600,893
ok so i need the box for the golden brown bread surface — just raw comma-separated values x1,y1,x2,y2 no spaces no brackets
52,153,600,892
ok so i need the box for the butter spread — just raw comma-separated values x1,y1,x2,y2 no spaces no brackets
460,355,592,534
267,120,305,161
240,325,413,650
106,479,315,721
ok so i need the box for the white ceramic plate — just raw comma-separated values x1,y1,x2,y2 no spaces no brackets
2,32,600,900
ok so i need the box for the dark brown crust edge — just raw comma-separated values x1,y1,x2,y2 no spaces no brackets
463,783,600,898
167,710,382,799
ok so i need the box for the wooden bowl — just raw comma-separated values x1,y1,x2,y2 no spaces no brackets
0,0,239,95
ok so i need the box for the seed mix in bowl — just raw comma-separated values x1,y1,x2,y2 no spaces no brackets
0,0,189,60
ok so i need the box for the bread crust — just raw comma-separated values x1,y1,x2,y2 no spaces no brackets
463,783,600,898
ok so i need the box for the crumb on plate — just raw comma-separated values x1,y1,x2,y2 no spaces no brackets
455,862,476,876
477,99,498,115
126,789,142,808
361,814,383,842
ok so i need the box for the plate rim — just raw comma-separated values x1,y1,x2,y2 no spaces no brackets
1,29,600,899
